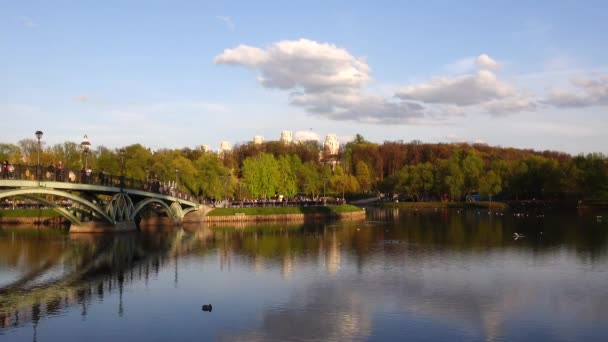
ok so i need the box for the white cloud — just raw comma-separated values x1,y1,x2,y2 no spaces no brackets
443,56,477,74
215,39,439,124
215,39,371,93
446,134,467,143
544,75,608,108
396,70,513,106
216,16,235,30
476,54,502,70
295,130,321,142
483,96,535,115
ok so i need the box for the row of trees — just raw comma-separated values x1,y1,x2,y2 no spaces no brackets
1,135,607,201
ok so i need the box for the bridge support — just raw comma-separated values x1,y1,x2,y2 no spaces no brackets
70,220,138,233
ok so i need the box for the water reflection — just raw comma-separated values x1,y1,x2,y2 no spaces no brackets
1,208,607,341
0,225,214,330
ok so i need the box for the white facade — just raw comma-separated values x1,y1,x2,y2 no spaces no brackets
219,141,232,154
280,130,293,144
324,134,339,155
200,144,211,153
253,135,264,144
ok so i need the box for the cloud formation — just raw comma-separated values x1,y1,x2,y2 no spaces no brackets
544,75,608,108
294,130,321,142
216,42,534,124
396,70,513,106
215,39,370,92
216,39,430,124
476,54,502,70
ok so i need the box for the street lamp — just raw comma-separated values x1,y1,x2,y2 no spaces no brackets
35,130,43,180
80,135,91,170
119,148,126,190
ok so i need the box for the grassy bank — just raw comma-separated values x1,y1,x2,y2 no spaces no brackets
207,205,363,216
0,209,62,218
382,201,509,210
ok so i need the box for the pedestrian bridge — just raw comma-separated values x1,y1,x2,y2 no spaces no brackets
0,165,200,231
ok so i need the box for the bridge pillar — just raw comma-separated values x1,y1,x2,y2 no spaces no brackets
70,220,137,233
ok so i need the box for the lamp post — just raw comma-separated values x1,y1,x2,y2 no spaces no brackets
80,134,91,169
119,148,126,191
35,130,43,180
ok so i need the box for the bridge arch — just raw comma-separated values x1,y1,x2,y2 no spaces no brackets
131,198,177,221
105,193,135,222
0,188,115,223
22,195,82,225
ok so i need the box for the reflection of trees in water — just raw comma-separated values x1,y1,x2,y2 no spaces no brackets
1,208,607,336
211,209,608,278
216,211,608,341
0,226,213,330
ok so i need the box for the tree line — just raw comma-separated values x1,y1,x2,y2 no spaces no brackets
1,134,606,201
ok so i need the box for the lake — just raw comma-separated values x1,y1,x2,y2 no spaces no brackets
1,207,607,341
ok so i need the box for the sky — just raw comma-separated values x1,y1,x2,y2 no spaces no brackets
1,1,607,155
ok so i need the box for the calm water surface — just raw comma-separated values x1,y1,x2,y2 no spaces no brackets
1,207,607,341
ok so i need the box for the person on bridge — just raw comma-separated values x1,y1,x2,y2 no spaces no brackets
56,161,64,182
47,163,55,181
98,170,106,185
1,160,8,179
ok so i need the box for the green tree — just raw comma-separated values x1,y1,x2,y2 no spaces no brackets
355,160,372,192
462,152,484,197
194,153,231,199
479,170,502,207
445,154,465,201
0,143,21,163
242,153,280,198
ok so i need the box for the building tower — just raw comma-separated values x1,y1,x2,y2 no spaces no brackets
280,130,293,144
323,134,339,155
253,135,264,145
219,141,232,154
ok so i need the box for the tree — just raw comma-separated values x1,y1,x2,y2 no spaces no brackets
0,143,21,163
479,170,502,208
52,142,81,170
298,162,322,197
462,152,484,197
242,153,280,198
355,160,372,192
445,154,465,201
277,155,301,197
194,153,231,199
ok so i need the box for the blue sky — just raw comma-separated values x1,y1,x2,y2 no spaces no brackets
2,1,607,154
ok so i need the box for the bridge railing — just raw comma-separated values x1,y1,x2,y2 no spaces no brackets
0,164,200,204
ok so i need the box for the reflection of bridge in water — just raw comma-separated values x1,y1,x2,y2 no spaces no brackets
0,164,200,231
0,226,214,330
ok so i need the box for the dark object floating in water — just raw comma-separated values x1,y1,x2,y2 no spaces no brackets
202,304,213,312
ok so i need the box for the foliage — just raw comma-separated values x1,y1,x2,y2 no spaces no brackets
2,134,607,202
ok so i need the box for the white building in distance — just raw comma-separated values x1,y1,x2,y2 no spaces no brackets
324,134,339,155
253,135,264,145
200,144,211,153
280,130,293,144
219,141,232,154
